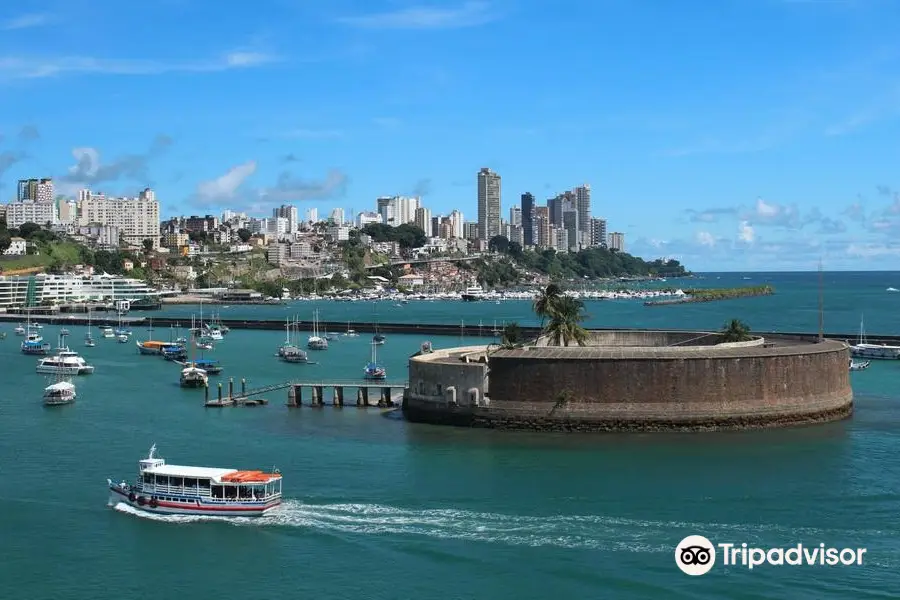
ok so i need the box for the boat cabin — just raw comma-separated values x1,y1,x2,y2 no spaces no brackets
135,460,282,502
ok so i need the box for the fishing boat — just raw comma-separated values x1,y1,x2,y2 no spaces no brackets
161,344,187,361
364,342,386,380
849,316,900,359
850,359,870,371
43,380,76,406
36,333,95,375
307,309,328,350
107,444,283,516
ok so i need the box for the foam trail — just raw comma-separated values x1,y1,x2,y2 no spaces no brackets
110,501,896,559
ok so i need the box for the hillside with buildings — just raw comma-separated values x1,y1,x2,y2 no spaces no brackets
1,169,682,293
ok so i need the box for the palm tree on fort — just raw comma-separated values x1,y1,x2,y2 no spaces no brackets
720,319,752,342
500,322,523,349
533,283,563,330
543,295,589,347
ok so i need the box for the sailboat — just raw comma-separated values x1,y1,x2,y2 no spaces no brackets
364,341,386,380
848,315,900,359
84,308,96,347
43,347,77,406
278,317,309,363
372,304,386,345
344,321,359,337
307,309,328,350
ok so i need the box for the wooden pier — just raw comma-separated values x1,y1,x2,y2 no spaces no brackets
203,377,408,408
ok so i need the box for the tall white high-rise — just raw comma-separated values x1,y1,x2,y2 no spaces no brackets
273,205,298,233
306,208,318,224
77,187,160,248
477,168,501,240
449,210,464,239
509,206,521,227
329,207,345,225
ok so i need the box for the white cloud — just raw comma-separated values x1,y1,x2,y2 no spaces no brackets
695,231,716,247
1,13,51,31
196,161,257,200
0,51,277,80
846,242,900,258
337,1,498,29
738,221,755,243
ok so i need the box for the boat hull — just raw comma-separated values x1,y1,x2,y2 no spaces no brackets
108,485,279,517
36,365,94,375
461,294,482,301
850,346,900,359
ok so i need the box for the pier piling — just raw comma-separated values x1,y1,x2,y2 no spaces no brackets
217,383,222,403
228,378,234,400
204,384,209,403
356,388,364,407
241,378,246,396
334,386,344,407
315,385,324,406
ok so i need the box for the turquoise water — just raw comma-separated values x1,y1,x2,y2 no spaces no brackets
1,271,899,599
153,271,900,335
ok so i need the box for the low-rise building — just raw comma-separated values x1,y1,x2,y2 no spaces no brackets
3,237,27,256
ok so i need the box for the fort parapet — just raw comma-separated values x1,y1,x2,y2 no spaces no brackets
402,330,853,432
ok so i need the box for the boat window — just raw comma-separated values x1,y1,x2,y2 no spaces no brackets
154,475,168,486
143,474,153,484
211,485,223,498
224,486,237,499
183,477,197,488
198,478,210,489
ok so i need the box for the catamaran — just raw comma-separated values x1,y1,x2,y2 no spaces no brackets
36,333,95,375
107,445,283,516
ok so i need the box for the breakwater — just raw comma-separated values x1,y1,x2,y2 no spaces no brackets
0,314,889,345
644,285,774,306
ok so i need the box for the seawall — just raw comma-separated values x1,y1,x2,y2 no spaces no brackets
0,313,892,345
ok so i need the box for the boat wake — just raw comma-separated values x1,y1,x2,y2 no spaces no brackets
111,500,896,560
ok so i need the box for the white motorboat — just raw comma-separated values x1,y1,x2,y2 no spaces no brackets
849,316,900,359
849,359,870,371
37,349,95,375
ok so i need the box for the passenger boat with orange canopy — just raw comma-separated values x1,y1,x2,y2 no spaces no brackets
107,444,282,516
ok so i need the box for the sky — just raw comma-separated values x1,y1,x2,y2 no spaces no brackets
1,0,900,271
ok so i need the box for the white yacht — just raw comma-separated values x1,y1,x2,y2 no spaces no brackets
461,285,484,301
307,309,328,350
849,316,900,360
37,349,95,375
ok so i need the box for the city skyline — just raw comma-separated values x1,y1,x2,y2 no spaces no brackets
1,1,900,270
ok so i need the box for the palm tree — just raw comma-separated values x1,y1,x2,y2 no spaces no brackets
533,283,562,330
720,319,752,342
544,295,589,347
500,322,523,349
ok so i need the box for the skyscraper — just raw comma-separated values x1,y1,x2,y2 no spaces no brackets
477,167,501,241
273,205,298,233
520,192,535,246
509,206,521,227
17,178,53,203
590,217,607,248
575,184,591,239
609,232,625,252
414,207,431,233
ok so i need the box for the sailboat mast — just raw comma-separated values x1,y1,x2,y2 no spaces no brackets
817,259,824,342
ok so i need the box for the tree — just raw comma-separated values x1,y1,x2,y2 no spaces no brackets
500,322,523,348
18,222,41,239
142,238,154,253
0,230,10,254
533,283,563,331
237,228,252,243
543,295,589,347
720,319,752,343
488,235,510,253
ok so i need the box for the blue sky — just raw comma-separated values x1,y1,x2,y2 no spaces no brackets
1,0,900,271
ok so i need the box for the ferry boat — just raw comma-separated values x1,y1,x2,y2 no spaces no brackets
107,445,283,516
22,332,51,355
44,380,76,406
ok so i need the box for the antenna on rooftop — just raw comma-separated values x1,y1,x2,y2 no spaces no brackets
817,258,824,342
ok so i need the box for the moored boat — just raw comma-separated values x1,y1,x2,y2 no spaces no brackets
107,445,283,516
180,365,208,388
22,331,51,355
37,348,95,375
850,359,870,371
364,341,387,380
849,316,900,359
43,380,76,406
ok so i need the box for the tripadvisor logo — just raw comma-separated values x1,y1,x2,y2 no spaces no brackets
675,535,867,575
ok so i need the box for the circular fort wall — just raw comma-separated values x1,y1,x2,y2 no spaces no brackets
402,332,853,432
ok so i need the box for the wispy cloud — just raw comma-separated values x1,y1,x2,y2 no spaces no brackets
280,129,344,139
824,85,900,136
1,13,51,31
337,1,499,30
0,50,278,80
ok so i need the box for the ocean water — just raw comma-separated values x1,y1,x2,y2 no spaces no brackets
1,271,898,599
